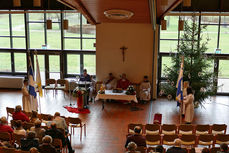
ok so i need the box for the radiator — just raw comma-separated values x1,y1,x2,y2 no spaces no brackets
0,76,24,89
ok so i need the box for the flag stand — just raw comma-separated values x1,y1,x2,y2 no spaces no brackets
38,93,41,114
180,101,183,124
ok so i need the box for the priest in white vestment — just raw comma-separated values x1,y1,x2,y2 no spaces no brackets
183,87,194,123
104,73,117,90
139,76,151,101
22,79,32,112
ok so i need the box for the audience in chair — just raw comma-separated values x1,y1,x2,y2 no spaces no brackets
30,147,40,153
45,122,74,153
117,73,131,90
126,142,140,153
53,112,68,131
30,119,46,141
21,131,39,151
139,75,151,102
166,139,186,153
104,73,117,90
12,105,30,122
13,120,26,136
202,148,210,153
38,135,57,153
217,143,229,153
125,126,146,148
0,116,13,133
30,111,39,123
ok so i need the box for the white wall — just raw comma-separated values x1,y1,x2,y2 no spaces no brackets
96,23,154,83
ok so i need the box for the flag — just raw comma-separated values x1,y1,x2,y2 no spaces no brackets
35,54,43,97
28,57,37,98
176,56,184,106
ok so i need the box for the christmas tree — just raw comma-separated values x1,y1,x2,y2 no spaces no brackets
161,16,217,107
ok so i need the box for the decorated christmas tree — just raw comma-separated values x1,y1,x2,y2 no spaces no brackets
161,16,217,107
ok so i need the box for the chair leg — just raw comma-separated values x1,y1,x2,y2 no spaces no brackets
84,124,86,136
80,127,82,141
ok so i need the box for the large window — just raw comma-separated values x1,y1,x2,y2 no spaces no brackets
28,13,45,49
0,10,96,80
12,14,26,48
159,14,229,95
14,53,27,72
0,53,11,72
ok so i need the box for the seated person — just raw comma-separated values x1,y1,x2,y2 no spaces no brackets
79,69,91,82
38,135,57,153
139,76,151,102
21,131,39,151
117,73,131,90
202,148,210,153
125,126,146,148
166,139,187,153
0,116,13,133
13,120,26,136
30,147,39,153
217,143,229,153
53,112,68,131
12,105,30,122
104,73,117,90
45,122,74,153
30,111,39,123
125,142,140,153
30,120,45,141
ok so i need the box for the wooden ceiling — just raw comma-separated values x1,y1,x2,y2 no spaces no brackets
58,0,183,25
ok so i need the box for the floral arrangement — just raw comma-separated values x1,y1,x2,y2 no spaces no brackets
98,84,105,94
72,87,87,97
126,85,136,95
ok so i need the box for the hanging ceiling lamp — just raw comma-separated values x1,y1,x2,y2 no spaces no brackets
178,19,184,31
13,0,21,7
161,19,167,30
183,0,191,7
46,19,52,29
63,11,69,30
63,19,69,30
33,0,41,7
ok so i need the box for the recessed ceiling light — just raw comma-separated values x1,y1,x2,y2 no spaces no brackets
104,9,134,20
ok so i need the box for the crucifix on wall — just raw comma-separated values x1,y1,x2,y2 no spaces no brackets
120,46,128,62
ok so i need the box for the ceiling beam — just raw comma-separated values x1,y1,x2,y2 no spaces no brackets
57,0,96,25
159,0,183,21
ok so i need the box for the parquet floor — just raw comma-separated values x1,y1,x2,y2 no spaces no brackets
1,89,229,153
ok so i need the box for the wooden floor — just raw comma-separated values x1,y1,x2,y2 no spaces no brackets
1,89,229,153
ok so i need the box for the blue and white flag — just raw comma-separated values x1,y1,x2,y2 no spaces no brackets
176,56,184,106
28,57,37,98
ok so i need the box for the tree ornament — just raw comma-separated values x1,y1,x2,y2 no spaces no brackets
167,94,172,100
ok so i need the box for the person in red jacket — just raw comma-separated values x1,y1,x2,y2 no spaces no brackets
117,73,131,90
0,116,13,133
12,105,30,122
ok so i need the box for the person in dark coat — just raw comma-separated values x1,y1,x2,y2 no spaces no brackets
166,139,187,153
45,122,74,153
21,131,39,151
38,135,57,153
125,126,146,148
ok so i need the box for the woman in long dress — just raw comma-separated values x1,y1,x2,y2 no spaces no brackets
183,87,194,124
22,79,31,112
139,76,151,102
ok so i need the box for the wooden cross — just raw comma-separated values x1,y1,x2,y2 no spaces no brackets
120,46,128,62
